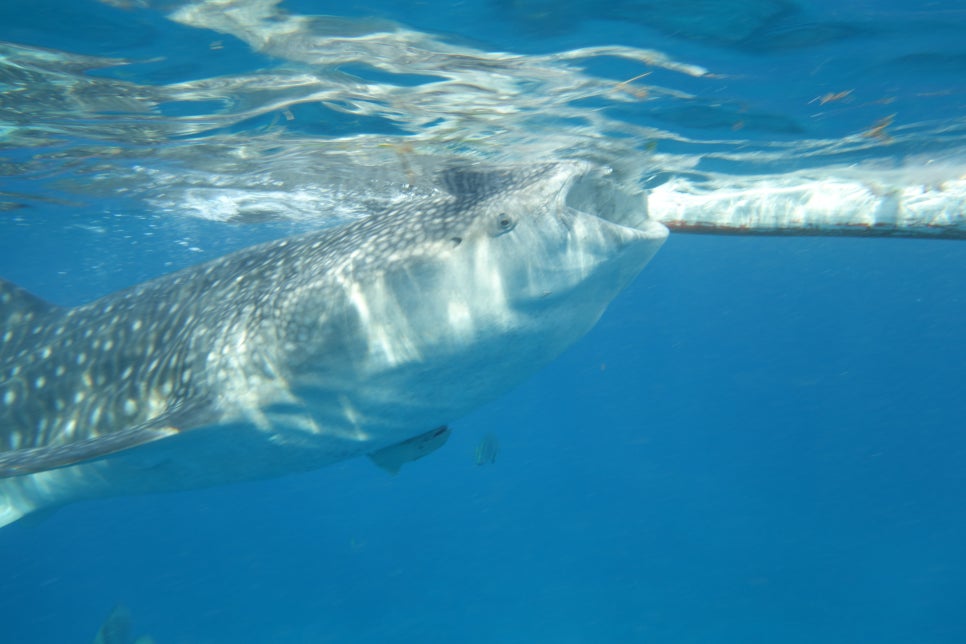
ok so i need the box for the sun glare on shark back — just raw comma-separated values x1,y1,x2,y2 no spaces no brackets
0,162,667,528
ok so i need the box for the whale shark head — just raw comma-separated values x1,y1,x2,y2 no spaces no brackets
279,161,667,441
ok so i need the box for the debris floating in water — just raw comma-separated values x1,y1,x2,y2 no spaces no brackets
475,433,500,466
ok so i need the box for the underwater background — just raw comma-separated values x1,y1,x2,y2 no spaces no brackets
1,0,965,642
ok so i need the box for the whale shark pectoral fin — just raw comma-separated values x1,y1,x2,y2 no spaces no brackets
367,425,452,475
0,416,185,478
0,424,180,477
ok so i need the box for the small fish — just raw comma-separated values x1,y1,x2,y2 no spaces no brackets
92,605,155,644
475,433,500,466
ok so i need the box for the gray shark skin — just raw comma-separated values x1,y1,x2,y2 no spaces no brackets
0,162,667,527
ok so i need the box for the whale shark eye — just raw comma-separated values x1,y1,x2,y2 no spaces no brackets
494,213,516,236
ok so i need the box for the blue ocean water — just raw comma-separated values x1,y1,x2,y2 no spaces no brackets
1,1,965,643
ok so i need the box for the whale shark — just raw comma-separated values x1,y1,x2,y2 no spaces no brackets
0,162,667,527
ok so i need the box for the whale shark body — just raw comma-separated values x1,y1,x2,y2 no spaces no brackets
0,162,667,527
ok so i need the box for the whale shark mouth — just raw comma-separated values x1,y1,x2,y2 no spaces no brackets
563,168,667,240
508,165,668,306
